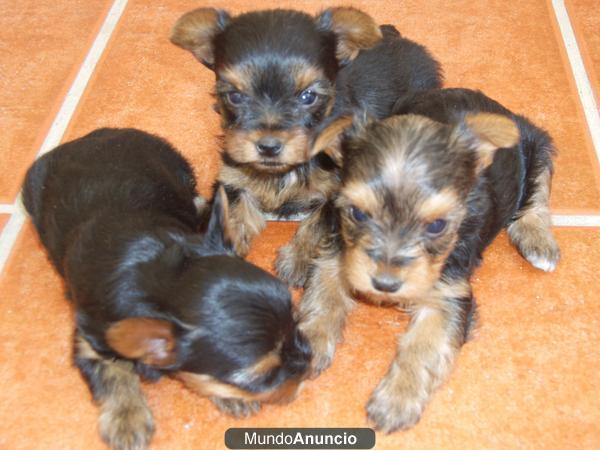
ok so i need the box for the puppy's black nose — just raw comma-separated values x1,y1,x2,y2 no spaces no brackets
371,276,402,293
256,137,283,157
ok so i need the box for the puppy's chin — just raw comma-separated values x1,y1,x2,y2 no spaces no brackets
251,160,296,174
351,288,407,307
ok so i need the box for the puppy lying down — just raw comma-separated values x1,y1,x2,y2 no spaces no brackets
22,128,311,450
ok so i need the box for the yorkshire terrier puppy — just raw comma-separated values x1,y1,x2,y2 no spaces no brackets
170,7,442,274
22,128,311,450
298,88,559,432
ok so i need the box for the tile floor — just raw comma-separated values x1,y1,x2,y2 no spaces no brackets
0,1,598,449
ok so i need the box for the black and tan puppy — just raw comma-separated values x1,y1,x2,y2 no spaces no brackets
22,128,311,450
298,88,559,431
170,7,442,275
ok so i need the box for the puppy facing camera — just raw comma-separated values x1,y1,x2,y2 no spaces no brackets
171,7,442,258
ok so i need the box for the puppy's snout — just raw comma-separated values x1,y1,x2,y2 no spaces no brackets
256,137,283,157
371,275,402,293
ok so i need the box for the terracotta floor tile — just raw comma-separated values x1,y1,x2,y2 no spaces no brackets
0,0,112,203
567,0,600,101
0,223,598,449
0,215,8,234
62,0,599,210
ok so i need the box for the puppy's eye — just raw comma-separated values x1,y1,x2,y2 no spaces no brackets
227,91,245,105
350,206,369,222
298,89,317,106
425,219,447,235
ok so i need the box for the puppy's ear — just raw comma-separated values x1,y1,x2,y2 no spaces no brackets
455,113,520,173
205,184,234,252
106,318,178,367
309,116,353,164
316,7,382,62
170,8,230,69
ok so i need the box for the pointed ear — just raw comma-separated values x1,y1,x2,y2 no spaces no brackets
316,7,382,63
206,184,233,252
170,8,230,69
309,116,353,164
105,318,178,367
457,113,520,172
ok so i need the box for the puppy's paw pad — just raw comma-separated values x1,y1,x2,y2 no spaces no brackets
99,402,154,450
366,386,423,433
212,398,261,418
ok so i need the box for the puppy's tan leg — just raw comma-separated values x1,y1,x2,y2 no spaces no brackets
508,167,560,272
367,278,474,432
298,252,354,375
276,204,327,287
74,334,154,450
211,397,262,418
227,190,266,256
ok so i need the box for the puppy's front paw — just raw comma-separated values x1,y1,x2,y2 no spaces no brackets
366,372,425,433
275,244,309,288
300,325,337,377
508,214,560,272
212,397,261,418
99,398,154,450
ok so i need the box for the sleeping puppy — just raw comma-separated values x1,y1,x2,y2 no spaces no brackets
22,128,311,450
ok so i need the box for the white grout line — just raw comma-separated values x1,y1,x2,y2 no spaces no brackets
0,204,15,214
552,0,600,165
551,214,600,227
0,0,129,275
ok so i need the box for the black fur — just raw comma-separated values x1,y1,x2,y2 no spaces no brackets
392,88,555,279
22,128,311,408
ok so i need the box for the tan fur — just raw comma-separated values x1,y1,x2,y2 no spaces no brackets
292,64,328,92
170,8,225,66
342,244,445,304
339,181,380,217
218,159,338,256
463,113,520,171
177,372,301,405
219,65,253,93
223,127,311,169
276,202,329,287
507,167,560,272
105,318,177,367
310,116,353,163
76,334,154,450
417,188,460,223
224,186,265,256
367,278,471,431
326,7,383,61
297,253,355,374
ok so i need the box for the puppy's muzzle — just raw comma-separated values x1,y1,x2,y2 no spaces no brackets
256,136,283,158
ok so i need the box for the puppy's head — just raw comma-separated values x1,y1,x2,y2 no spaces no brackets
104,187,311,407
336,113,519,303
171,7,381,172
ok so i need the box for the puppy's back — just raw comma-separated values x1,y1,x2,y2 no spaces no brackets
332,25,442,120
22,128,200,272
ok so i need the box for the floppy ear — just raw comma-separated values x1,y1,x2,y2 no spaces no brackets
309,116,353,164
170,8,230,69
205,184,234,252
456,113,520,173
316,7,382,62
105,318,178,367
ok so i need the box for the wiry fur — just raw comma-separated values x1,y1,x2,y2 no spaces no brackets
298,88,558,432
171,7,442,259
